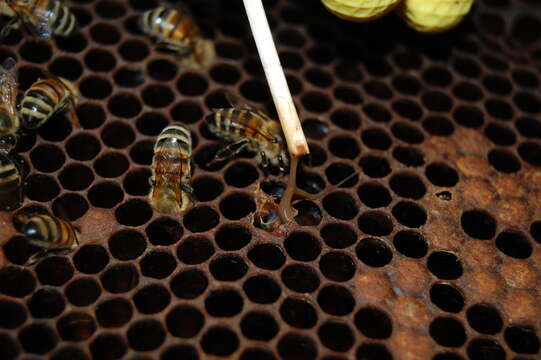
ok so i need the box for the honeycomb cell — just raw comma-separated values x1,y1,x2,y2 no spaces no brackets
119,40,149,61
133,284,170,314
114,67,145,87
127,320,166,351
391,122,425,144
101,122,135,149
80,76,112,99
427,252,463,280
430,283,464,313
161,345,198,360
319,252,355,282
248,243,286,270
241,348,276,360
466,304,503,335
495,230,532,259
123,168,151,196
282,264,320,293
0,300,26,329
183,206,220,232
201,326,239,357
318,321,354,352
215,224,251,251
139,251,178,280
323,192,358,220
28,288,65,318
278,333,317,360
146,217,183,246
108,94,142,118
166,305,204,338
518,142,541,166
392,201,427,228
51,347,90,360
35,256,74,286
90,23,121,44
177,236,214,264
0,333,18,360
115,199,152,227
170,269,208,299
20,40,52,63
65,277,101,306
238,270,281,307
142,85,174,108
241,312,279,341
393,230,427,258
430,317,466,347
356,238,392,267
354,307,393,339
18,323,57,354
26,174,60,202
88,182,124,208
100,264,139,293
77,103,106,129
317,285,354,316
57,312,96,341
392,99,423,121
504,325,540,354
461,210,497,240
209,255,248,281
205,289,243,317
90,333,127,360
136,113,168,136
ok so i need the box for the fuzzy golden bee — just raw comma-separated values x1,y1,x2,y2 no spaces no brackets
139,5,215,69
0,57,19,152
20,76,79,130
1,0,78,39
398,0,474,33
206,95,289,173
149,123,194,215
21,213,79,265
0,151,23,211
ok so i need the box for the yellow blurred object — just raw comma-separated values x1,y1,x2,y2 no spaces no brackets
321,0,402,22
398,0,474,33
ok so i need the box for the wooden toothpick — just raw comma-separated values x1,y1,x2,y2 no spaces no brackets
242,0,309,158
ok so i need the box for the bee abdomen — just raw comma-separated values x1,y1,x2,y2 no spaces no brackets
21,82,61,129
23,215,77,249
156,124,192,156
0,155,20,191
50,0,77,36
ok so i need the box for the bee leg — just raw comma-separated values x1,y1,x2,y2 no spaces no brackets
25,249,48,266
181,184,197,203
68,100,81,128
278,155,286,175
206,139,249,167
0,18,18,39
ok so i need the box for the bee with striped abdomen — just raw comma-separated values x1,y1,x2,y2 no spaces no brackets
149,123,194,215
0,57,19,152
1,0,78,39
206,94,289,174
21,213,79,265
139,5,215,69
20,76,79,130
0,152,24,211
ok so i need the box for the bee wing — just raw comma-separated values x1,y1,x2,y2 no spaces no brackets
225,91,276,123
0,58,18,122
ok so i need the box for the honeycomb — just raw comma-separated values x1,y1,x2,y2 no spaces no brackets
0,0,541,359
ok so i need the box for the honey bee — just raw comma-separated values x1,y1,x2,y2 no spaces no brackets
20,76,79,130
0,57,19,152
206,94,289,173
149,123,194,215
0,151,23,211
139,5,215,69
0,0,78,39
20,213,79,265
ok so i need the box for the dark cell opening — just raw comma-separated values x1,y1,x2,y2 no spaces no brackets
243,275,281,304
423,116,454,136
0,300,26,328
177,73,208,96
166,305,204,338
319,252,355,282
0,333,18,360
357,183,392,208
133,284,170,314
355,343,393,360
35,256,74,286
530,221,541,244
284,232,321,261
224,162,258,188
140,251,177,279
28,288,65,318
488,149,521,173
205,289,243,317
425,163,459,187
142,85,174,108
73,245,109,274
201,327,239,357
504,325,540,354
391,122,425,144
240,348,276,360
393,230,428,258
484,123,516,146
281,264,320,293
390,173,426,199
177,236,214,264
453,82,483,101
26,174,60,201
278,333,317,360
461,210,497,240
77,103,105,129
393,75,421,95
365,80,392,99
100,264,139,293
18,323,57,354
210,63,241,84
427,252,463,280
393,146,425,167
302,92,332,113
453,105,485,127
115,199,152,227
20,40,52,63
91,23,121,44
248,243,286,270
430,283,465,313
358,212,393,236
57,312,96,341
331,109,361,130
392,99,423,121
127,320,166,351
317,285,355,316
90,334,126,360
52,193,88,221
241,312,279,341
108,94,142,118
65,277,101,306
323,192,359,220
108,230,147,260
49,57,83,81
183,206,219,232
66,133,101,161
329,136,360,159
88,182,124,208
210,255,248,281
191,176,223,202
320,223,357,249
467,339,505,360
114,67,145,87
80,76,112,99
356,238,393,267
302,118,329,139
94,152,129,178
51,346,90,360
518,142,541,166
495,230,532,259
516,117,541,138
101,122,135,149
430,317,466,347
215,224,251,251
354,307,393,339
161,345,198,360
423,66,452,86
280,297,318,329
123,168,151,196
170,269,208,299
423,91,453,112
119,40,149,61
466,304,503,335
485,99,513,121
294,200,322,226
364,103,391,122
318,321,354,352
361,128,392,150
